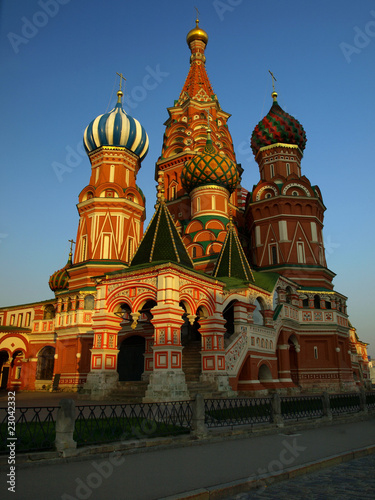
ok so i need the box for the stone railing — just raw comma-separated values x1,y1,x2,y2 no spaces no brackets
225,328,248,376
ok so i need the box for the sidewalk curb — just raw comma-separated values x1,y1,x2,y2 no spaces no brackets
159,445,375,500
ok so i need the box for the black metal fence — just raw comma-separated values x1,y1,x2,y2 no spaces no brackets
366,392,375,410
74,401,192,447
205,397,272,427
330,393,361,415
0,406,58,454
281,395,324,421
0,391,373,454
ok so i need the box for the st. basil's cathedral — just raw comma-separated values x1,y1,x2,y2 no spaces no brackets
0,20,370,400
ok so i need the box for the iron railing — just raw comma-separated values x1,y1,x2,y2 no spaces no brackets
366,392,375,410
204,397,272,427
0,406,58,454
281,395,324,421
74,401,192,447
329,393,361,415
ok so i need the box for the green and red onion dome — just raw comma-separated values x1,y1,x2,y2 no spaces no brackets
181,134,239,194
251,92,307,156
49,254,72,292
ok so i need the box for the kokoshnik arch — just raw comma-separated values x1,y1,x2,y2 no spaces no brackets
0,20,370,400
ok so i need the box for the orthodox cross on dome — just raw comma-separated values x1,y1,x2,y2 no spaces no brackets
116,72,126,92
269,70,277,92
268,70,278,101
68,239,75,264
116,72,126,103
68,239,75,253
195,6,200,21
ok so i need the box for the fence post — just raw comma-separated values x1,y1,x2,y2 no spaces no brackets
359,388,368,413
322,392,332,420
191,394,207,438
271,393,284,427
55,399,77,456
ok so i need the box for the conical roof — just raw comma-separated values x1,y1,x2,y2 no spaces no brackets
213,220,254,282
130,196,193,268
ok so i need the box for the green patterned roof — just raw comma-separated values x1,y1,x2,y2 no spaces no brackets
251,98,307,155
181,135,239,193
213,220,254,282
49,253,72,292
130,198,193,268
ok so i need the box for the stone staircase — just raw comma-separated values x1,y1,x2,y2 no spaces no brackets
182,341,226,398
182,341,202,382
108,381,148,402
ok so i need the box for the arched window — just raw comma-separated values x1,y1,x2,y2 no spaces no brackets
43,304,55,319
253,298,264,325
36,347,55,380
314,295,321,309
285,286,293,304
84,295,95,310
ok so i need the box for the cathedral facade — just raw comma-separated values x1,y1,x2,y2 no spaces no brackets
0,21,370,400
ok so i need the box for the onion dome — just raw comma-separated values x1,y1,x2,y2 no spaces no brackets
49,252,72,292
181,131,239,193
186,18,208,46
251,92,307,156
83,91,149,161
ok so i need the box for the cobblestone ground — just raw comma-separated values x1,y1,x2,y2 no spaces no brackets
229,453,375,499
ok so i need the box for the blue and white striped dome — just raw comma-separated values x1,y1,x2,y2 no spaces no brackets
83,92,149,161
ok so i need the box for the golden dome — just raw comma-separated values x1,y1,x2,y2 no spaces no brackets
186,19,208,46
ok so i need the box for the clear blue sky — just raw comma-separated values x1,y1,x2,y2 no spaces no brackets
1,1,374,354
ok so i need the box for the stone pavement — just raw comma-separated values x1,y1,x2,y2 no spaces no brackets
228,453,375,499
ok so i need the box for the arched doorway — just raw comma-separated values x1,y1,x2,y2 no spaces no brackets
0,351,10,390
117,336,146,381
180,302,201,344
36,346,55,381
180,303,204,382
258,363,272,383
223,300,235,339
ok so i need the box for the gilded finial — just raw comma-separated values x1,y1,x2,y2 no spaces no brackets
269,70,278,102
116,72,126,103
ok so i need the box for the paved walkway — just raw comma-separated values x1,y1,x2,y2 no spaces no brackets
0,417,374,499
228,453,375,499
